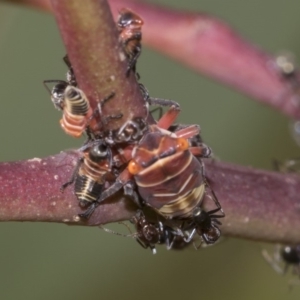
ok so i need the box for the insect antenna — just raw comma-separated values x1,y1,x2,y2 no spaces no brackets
43,80,66,94
99,222,137,239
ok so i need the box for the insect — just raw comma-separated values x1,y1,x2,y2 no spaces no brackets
274,53,300,147
273,157,300,174
44,55,110,139
262,157,300,281
58,86,97,138
117,8,144,77
125,107,212,219
181,182,224,246
275,53,297,83
130,210,186,254
44,55,77,110
262,244,300,277
61,139,116,208
81,105,223,245
100,210,188,254
103,84,179,146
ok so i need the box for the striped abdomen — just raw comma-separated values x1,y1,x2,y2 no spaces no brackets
75,174,103,206
137,151,205,219
60,86,93,138
128,130,205,219
75,145,112,206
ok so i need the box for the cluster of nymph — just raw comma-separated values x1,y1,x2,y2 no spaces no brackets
44,8,225,254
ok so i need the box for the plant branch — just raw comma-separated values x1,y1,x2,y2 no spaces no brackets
7,0,300,120
51,0,148,131
2,0,300,245
0,151,136,224
1,151,300,244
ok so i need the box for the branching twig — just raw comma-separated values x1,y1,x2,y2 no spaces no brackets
51,0,148,131
1,0,300,246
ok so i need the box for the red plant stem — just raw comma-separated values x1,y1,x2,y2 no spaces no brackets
0,151,136,224
6,0,300,120
1,152,300,244
207,162,300,244
51,0,148,132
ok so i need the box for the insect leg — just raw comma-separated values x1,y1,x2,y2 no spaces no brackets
156,105,181,129
60,157,84,192
174,124,200,139
148,97,180,108
183,228,197,243
204,180,225,216
123,181,143,207
139,83,180,108
43,80,66,95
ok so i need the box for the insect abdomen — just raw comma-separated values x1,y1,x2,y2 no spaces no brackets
75,175,103,206
60,86,92,138
135,151,205,218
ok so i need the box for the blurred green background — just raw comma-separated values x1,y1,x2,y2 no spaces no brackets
0,1,299,299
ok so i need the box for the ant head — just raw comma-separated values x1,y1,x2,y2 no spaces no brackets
192,207,210,226
200,223,221,245
117,8,144,29
44,80,68,110
281,245,300,264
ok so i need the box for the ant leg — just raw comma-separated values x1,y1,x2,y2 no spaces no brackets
262,248,285,275
103,113,123,125
124,181,143,207
81,127,94,146
164,226,183,250
150,107,163,120
63,55,72,69
95,91,117,124
135,237,156,254
138,83,149,100
204,180,225,216
148,97,180,108
150,245,157,255
79,202,98,219
138,83,179,108
135,235,157,254
183,228,197,243
126,51,140,76
60,157,83,192
78,139,101,152
99,92,116,109
99,224,135,238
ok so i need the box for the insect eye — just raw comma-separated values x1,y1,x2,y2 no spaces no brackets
128,160,143,175
177,138,189,151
